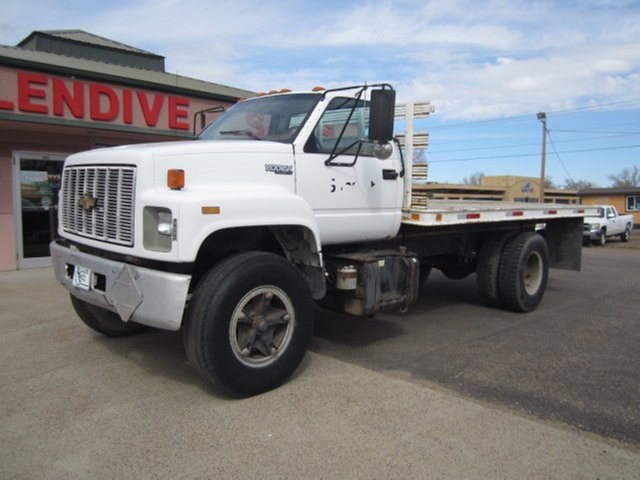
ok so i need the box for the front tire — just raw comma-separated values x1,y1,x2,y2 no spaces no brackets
183,252,314,397
498,232,549,312
70,295,148,337
594,229,606,246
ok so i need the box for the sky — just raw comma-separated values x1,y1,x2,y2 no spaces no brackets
2,0,640,187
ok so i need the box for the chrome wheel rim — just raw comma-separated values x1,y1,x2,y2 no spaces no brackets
229,286,295,367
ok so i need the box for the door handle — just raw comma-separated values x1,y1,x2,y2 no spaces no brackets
382,169,398,180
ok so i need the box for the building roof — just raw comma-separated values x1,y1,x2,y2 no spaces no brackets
17,30,159,57
1,31,254,102
415,183,505,193
16,29,165,72
579,187,640,196
416,181,576,196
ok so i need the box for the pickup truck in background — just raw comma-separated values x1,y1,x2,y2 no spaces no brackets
583,205,633,245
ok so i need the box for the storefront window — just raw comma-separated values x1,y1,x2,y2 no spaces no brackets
15,154,64,267
627,195,640,211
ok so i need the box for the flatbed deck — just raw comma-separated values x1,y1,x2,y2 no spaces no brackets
402,200,598,227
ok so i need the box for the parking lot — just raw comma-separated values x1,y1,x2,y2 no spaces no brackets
1,238,639,479
314,236,640,445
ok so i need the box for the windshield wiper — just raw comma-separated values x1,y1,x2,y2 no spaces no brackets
219,130,262,140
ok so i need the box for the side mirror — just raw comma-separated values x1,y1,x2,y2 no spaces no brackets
192,105,225,136
373,142,393,160
369,89,395,142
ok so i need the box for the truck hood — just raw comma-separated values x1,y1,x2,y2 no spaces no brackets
62,138,297,196
64,139,294,164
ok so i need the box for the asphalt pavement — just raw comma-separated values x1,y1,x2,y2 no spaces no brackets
313,240,640,445
1,240,639,479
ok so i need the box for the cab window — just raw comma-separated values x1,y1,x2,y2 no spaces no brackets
305,97,374,156
198,94,319,143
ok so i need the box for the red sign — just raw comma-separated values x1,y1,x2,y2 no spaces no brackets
0,67,225,132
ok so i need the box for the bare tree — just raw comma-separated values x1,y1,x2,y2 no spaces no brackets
463,172,485,185
544,176,555,189
413,148,427,163
564,179,597,190
608,165,640,188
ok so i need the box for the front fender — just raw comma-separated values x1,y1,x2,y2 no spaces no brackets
176,185,322,262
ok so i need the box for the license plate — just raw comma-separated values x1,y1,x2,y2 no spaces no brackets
72,265,92,291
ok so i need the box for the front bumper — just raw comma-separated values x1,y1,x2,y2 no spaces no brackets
50,240,191,331
583,228,601,241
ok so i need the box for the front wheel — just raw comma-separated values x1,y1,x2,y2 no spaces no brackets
594,229,606,246
498,232,549,312
183,252,314,397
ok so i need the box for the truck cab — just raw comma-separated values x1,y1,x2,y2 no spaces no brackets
196,87,404,245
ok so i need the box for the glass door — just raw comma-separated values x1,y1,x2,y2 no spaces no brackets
13,152,65,269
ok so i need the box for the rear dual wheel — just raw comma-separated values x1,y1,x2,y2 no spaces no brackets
477,232,549,312
476,233,513,307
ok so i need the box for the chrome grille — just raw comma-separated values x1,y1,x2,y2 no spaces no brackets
61,165,136,246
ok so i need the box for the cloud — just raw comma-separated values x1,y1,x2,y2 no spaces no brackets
2,0,640,121
406,42,640,120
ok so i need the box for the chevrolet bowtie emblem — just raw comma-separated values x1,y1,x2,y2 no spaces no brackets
78,194,98,211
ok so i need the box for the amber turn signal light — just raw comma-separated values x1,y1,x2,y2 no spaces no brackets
167,169,185,190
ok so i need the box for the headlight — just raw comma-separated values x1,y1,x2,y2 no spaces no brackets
590,223,601,230
144,207,175,252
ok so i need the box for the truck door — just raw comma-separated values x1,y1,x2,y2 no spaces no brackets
607,206,621,234
294,96,402,245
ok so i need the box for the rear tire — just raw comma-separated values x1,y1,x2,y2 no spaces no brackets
476,232,513,307
620,226,631,242
183,252,314,397
498,232,549,312
70,295,148,337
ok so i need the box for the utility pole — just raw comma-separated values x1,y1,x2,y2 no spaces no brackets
537,112,547,203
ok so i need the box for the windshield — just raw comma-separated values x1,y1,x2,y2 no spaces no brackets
198,93,320,143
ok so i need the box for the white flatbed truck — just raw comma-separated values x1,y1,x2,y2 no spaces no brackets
50,84,596,396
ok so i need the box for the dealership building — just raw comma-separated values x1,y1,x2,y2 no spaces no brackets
0,30,253,271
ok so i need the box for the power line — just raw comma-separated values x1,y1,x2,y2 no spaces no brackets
551,98,640,115
550,128,640,135
428,131,640,154
546,130,573,182
428,143,640,163
427,114,530,130
426,98,640,131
